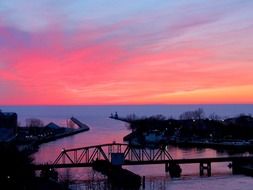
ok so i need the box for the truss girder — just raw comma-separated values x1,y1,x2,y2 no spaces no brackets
53,143,173,165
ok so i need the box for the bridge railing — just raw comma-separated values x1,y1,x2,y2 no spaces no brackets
53,143,173,165
123,146,173,162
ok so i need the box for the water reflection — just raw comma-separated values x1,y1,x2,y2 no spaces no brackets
20,105,253,189
68,175,253,190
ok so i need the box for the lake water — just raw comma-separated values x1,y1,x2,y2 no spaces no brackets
1,104,253,189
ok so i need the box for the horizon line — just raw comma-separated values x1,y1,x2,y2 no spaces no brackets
1,103,253,107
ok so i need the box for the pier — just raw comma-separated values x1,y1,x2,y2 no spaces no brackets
70,117,90,130
109,114,131,123
34,143,253,177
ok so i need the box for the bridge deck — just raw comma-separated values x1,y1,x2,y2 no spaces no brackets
34,156,253,170
33,142,253,177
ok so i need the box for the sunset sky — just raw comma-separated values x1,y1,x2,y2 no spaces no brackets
0,0,253,105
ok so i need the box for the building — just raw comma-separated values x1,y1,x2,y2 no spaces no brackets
0,110,18,142
0,111,18,129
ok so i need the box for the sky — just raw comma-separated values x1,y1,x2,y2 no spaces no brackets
0,0,253,105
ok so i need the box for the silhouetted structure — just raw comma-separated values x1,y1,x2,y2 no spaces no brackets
0,110,17,142
34,143,253,178
0,111,17,129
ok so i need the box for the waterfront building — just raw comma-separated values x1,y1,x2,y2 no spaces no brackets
0,110,18,142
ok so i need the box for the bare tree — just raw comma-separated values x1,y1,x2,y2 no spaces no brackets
179,108,205,120
150,114,166,120
209,112,220,120
26,118,44,127
126,113,138,121
194,108,205,120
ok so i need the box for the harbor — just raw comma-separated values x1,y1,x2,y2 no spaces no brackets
2,105,253,190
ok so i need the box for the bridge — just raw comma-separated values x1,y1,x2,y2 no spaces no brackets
36,143,173,169
34,143,253,177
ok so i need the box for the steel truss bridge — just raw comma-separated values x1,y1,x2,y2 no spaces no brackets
34,143,253,177
35,143,173,169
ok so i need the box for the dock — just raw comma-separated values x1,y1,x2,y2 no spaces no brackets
37,118,89,144
16,118,90,147
36,127,89,144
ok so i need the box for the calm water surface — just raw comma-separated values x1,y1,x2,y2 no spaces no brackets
1,105,253,189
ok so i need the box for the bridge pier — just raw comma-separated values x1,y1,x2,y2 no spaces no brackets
165,163,169,172
165,162,182,178
200,162,211,177
231,161,241,175
92,160,141,188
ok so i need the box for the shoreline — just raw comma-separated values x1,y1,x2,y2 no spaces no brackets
123,138,253,151
36,127,89,145
110,113,253,151
167,139,253,151
16,118,90,154
17,127,89,155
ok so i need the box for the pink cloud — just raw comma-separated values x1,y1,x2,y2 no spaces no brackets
1,7,253,105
